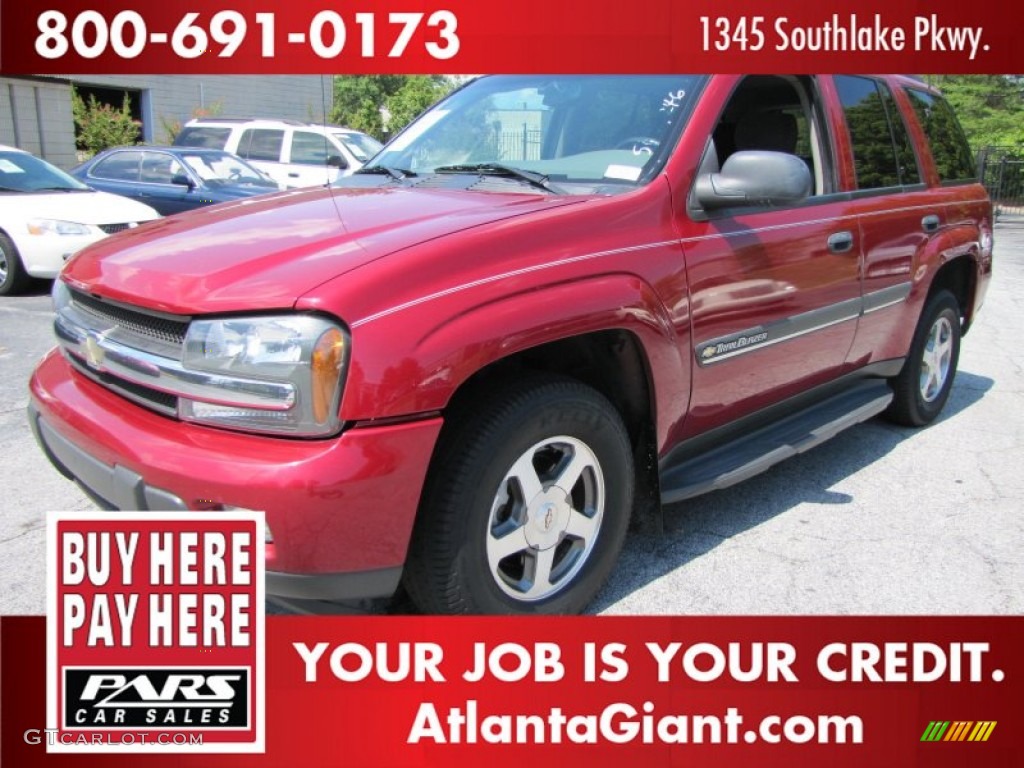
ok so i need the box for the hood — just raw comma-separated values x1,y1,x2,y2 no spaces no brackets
0,189,159,226
61,185,583,314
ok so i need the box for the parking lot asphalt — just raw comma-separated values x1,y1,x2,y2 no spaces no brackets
2,217,1022,616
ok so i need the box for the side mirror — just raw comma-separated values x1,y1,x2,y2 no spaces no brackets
326,154,347,169
695,151,811,211
171,173,195,189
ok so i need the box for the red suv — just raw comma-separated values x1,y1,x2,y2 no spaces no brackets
30,75,992,614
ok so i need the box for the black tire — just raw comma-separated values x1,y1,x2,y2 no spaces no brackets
0,232,32,296
885,290,961,426
403,376,634,615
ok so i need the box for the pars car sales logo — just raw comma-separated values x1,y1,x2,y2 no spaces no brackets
46,512,265,753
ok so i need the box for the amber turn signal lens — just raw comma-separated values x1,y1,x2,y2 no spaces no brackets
311,328,346,425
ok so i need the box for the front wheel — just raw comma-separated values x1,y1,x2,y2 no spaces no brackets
0,233,32,296
403,377,634,615
885,290,962,426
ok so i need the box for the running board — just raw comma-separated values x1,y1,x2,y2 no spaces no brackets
660,380,893,504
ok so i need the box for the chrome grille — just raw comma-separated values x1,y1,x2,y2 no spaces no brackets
54,286,298,423
69,289,189,348
67,355,178,417
98,223,132,235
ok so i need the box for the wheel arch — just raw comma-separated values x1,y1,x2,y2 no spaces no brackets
448,329,650,435
439,328,665,532
344,273,689,530
928,252,980,333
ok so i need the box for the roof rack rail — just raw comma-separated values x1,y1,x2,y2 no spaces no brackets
186,117,350,130
187,116,308,126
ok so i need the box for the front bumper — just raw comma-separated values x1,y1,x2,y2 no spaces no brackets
29,348,443,600
15,232,103,279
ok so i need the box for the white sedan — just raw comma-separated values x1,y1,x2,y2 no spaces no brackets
0,145,160,295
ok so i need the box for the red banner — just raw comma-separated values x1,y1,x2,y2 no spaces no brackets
4,615,1022,766
0,0,1020,74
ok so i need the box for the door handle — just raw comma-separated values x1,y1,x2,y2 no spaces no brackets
827,231,855,254
288,172,300,178
922,214,941,233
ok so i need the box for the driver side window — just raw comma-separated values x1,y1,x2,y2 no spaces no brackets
708,75,833,200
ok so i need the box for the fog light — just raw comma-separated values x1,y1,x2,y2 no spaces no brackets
180,399,294,432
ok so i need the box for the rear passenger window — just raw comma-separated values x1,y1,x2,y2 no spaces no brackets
835,76,920,189
290,132,331,166
238,129,285,162
91,151,143,182
904,89,977,183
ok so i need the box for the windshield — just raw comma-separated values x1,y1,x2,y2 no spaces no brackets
333,132,383,162
181,152,277,187
366,75,703,194
0,150,90,192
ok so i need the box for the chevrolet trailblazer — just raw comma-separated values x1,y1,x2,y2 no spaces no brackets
30,75,992,614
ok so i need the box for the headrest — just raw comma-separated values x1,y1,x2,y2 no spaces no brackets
735,111,798,154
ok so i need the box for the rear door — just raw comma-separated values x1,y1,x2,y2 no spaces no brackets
234,127,288,186
85,150,144,202
836,76,947,366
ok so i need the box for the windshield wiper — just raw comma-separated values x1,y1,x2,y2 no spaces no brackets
433,163,563,194
32,186,86,192
354,165,416,181
0,185,23,193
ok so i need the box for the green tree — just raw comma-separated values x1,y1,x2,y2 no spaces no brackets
331,75,401,137
331,75,455,139
71,88,140,156
925,75,1024,149
386,77,453,134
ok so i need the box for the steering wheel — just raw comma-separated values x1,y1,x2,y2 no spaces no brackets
615,136,661,155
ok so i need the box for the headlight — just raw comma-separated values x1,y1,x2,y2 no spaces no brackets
52,278,71,311
180,315,349,436
27,218,93,236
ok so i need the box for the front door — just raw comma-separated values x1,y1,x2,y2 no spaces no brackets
676,75,863,439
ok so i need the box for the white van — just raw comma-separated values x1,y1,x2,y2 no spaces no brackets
173,118,383,188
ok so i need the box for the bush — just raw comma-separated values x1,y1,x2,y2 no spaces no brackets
71,88,140,157
159,102,223,144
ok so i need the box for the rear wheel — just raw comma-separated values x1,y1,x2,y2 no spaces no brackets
0,233,32,296
403,377,633,615
885,290,961,426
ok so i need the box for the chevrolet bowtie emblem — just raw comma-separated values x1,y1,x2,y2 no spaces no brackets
83,333,106,369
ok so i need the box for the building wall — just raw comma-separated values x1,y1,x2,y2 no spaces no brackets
75,75,334,143
0,77,77,169
0,75,334,169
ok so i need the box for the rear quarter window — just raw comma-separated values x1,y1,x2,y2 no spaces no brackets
238,128,285,162
904,88,977,183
